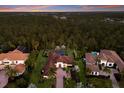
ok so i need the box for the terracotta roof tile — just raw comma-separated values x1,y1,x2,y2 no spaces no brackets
85,53,96,63
0,49,29,61
15,64,25,73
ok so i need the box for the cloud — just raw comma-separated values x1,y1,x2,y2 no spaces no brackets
94,5,121,8
0,5,124,12
0,5,52,12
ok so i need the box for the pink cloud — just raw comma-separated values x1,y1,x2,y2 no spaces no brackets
95,5,121,8
0,5,52,12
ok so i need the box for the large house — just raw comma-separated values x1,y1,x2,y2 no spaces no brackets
0,49,29,75
85,49,124,76
99,50,124,72
43,50,73,78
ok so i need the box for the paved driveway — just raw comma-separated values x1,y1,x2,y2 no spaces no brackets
0,70,9,88
56,68,67,88
110,69,119,88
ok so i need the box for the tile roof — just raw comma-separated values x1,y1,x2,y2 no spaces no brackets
15,64,25,73
0,49,29,61
100,49,124,71
43,51,73,76
85,53,96,64
86,64,99,72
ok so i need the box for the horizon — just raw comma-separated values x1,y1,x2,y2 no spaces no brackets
0,5,124,12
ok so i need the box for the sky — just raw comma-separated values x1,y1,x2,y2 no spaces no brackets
0,5,124,12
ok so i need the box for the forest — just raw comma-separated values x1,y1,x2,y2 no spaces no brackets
0,12,124,59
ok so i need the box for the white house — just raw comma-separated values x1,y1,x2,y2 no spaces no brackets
0,49,29,73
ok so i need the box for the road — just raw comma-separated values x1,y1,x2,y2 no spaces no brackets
110,69,119,88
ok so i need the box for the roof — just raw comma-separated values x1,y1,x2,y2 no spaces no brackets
43,51,73,76
55,56,73,64
86,64,99,72
99,52,114,62
0,49,29,61
85,53,96,64
100,49,124,71
15,64,25,73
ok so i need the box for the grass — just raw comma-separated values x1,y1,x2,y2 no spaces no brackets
30,50,47,87
87,77,112,88
76,59,86,87
119,79,124,88
38,78,55,88
64,78,76,88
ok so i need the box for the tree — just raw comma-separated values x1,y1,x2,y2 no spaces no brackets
5,65,16,78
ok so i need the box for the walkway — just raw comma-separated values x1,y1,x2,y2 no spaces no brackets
56,68,67,88
110,69,119,88
0,70,9,88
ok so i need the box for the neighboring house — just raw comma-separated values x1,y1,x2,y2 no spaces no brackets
99,50,124,72
85,49,124,76
43,50,73,78
0,49,29,75
85,53,100,76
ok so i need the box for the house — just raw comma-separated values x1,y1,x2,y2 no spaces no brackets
99,50,124,72
99,50,115,67
85,50,124,75
0,49,29,74
43,50,73,78
85,53,100,76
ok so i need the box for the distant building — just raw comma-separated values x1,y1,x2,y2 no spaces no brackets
0,49,29,75
104,18,114,22
60,16,67,20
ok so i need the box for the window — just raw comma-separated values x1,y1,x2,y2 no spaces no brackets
109,64,112,66
16,61,18,63
95,72,97,75
3,62,9,64
102,63,105,66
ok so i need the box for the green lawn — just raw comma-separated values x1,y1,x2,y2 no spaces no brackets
30,50,47,87
76,59,86,87
87,77,112,88
119,80,124,88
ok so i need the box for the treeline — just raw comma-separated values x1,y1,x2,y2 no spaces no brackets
0,12,124,58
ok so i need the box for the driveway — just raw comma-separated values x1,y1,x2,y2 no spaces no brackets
110,69,119,88
0,70,9,88
55,68,67,88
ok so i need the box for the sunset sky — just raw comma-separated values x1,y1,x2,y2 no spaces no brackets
0,5,124,12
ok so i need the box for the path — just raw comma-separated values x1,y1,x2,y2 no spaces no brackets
110,69,119,88
56,68,67,88
0,70,9,88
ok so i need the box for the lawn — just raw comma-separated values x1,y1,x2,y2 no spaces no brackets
30,50,47,87
76,59,86,87
87,77,112,88
119,79,124,88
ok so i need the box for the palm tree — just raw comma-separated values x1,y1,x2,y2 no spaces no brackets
48,67,56,79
